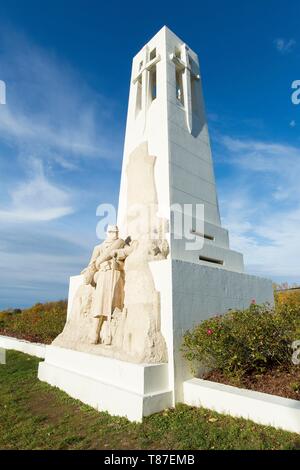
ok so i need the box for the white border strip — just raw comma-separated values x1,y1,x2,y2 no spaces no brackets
0,335,46,358
184,377,300,434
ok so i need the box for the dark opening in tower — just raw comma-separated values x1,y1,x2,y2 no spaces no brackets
149,66,157,102
176,68,184,106
135,76,142,116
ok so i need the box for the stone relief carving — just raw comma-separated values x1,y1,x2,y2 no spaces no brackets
53,142,169,364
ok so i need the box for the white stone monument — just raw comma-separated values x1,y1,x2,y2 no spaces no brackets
38,26,274,421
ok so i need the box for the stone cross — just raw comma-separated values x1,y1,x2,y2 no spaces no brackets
132,47,161,131
170,44,200,133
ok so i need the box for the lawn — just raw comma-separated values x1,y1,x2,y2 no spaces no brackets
0,351,300,450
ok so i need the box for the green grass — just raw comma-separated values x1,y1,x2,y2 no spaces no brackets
1,351,300,450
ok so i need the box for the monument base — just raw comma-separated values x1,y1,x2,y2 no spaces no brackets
38,345,172,422
171,260,275,400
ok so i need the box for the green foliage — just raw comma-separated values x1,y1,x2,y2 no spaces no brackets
182,302,300,379
0,300,67,344
0,309,22,328
290,382,300,393
275,287,300,310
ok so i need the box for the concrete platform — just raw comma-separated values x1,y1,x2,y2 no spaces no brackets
38,345,172,422
184,378,300,434
0,334,46,358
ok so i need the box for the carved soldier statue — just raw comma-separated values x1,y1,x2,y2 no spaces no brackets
53,225,126,348
82,225,126,344
52,223,168,361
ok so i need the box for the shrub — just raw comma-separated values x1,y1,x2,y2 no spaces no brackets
182,303,299,379
0,300,67,344
290,382,300,393
0,309,22,328
275,289,300,309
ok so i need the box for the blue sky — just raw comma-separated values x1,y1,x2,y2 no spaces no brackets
0,0,300,308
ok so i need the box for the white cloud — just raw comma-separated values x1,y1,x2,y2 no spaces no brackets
0,159,74,222
0,26,121,307
221,136,300,183
219,136,300,282
0,214,97,308
222,191,300,278
0,26,122,166
274,38,296,54
0,26,123,222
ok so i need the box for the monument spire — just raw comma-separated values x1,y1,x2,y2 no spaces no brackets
118,25,243,272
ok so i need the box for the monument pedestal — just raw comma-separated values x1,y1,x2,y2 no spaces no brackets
38,346,172,422
149,258,273,403
38,251,273,422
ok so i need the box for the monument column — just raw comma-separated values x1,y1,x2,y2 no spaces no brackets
118,26,274,403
